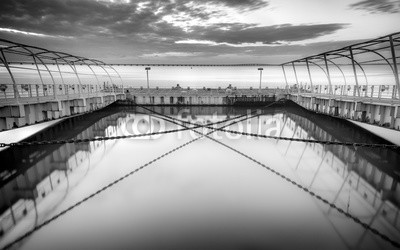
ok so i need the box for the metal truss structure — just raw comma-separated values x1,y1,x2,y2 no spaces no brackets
0,38,123,101
1,32,399,100
281,32,400,98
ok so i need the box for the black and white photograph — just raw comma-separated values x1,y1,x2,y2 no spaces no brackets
0,0,400,249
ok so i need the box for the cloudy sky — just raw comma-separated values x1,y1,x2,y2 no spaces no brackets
0,0,399,64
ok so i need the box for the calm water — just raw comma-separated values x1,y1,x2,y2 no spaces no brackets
1,104,400,249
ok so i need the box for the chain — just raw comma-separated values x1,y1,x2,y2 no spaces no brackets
139,106,400,150
214,129,400,149
212,139,400,248
1,136,203,250
3,103,399,247
140,105,400,249
0,100,272,148
1,103,267,250
0,127,198,148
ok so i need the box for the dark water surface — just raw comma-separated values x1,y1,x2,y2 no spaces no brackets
1,103,400,249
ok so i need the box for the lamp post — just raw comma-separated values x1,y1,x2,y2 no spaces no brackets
145,67,151,89
258,68,263,92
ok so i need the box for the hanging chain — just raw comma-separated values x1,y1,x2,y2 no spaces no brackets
139,106,400,150
0,103,267,250
140,105,400,249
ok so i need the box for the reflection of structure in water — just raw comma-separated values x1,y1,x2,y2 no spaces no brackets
281,109,400,232
0,110,126,236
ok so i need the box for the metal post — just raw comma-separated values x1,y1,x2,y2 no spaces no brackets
292,62,300,99
145,67,151,89
32,56,45,96
282,65,289,91
71,62,83,96
85,64,100,97
55,60,65,96
106,65,124,93
349,47,360,97
33,56,57,100
306,58,313,93
292,62,299,86
323,54,333,95
258,67,263,92
389,36,400,99
0,50,19,102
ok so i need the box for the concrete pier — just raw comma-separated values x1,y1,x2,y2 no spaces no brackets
0,84,125,131
126,87,282,105
287,85,400,130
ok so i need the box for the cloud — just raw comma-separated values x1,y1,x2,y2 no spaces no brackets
0,0,349,64
0,0,270,39
201,0,269,11
0,27,65,38
186,23,348,45
0,0,345,45
0,0,164,37
140,51,202,57
349,0,400,13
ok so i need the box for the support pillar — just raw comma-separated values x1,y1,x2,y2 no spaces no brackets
306,58,313,93
349,47,361,97
323,54,333,95
282,65,289,93
389,35,400,99
0,50,20,103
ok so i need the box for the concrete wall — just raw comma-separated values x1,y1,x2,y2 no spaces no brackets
290,94,400,130
132,95,226,105
0,93,125,131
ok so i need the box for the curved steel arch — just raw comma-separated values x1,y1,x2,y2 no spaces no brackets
86,57,126,92
34,51,85,89
61,55,102,88
327,59,346,84
73,57,114,86
0,38,124,101
326,52,369,95
306,60,329,79
10,45,58,99
5,44,96,98
42,51,115,94
352,47,395,75
107,65,124,87
0,51,20,101
93,61,124,87
306,60,330,93
323,58,347,92
346,47,397,97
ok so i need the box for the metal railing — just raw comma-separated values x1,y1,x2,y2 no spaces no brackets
289,84,399,100
0,83,124,101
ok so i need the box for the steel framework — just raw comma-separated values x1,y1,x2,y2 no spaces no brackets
0,38,124,100
281,32,400,98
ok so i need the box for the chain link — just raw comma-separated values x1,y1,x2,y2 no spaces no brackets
140,105,400,249
215,129,400,149
216,140,400,248
0,127,196,148
139,106,400,150
0,102,267,148
4,103,398,248
0,104,264,250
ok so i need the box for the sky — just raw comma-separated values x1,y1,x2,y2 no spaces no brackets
0,0,399,65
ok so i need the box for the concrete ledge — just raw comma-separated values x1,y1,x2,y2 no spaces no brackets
348,120,400,146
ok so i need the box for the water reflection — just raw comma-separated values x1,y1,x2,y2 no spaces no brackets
0,105,399,249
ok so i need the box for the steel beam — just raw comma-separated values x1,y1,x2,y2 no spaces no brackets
306,58,313,93
282,65,289,91
390,35,400,99
323,54,333,94
0,50,20,102
350,47,360,97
